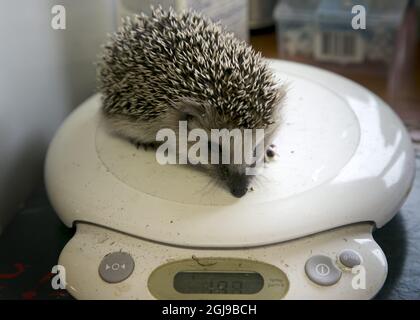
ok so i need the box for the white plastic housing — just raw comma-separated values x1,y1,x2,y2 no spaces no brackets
45,60,415,248
59,222,388,300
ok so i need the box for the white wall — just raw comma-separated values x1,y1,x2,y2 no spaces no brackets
0,0,116,232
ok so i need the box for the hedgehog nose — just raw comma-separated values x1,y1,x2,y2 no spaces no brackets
230,186,247,198
228,172,249,198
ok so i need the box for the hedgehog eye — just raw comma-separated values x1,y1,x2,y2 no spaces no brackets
208,141,221,153
220,165,229,178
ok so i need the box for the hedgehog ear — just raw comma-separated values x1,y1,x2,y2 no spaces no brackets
171,97,206,119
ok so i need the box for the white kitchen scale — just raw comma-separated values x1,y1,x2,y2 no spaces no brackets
45,60,415,300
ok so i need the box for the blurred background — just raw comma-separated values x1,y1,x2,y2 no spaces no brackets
0,0,419,299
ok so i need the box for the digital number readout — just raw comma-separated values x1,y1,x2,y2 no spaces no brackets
173,271,264,294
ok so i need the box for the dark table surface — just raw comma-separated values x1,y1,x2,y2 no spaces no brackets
0,153,419,300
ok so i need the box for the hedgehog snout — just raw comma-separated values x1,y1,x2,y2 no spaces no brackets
230,185,248,198
226,171,250,198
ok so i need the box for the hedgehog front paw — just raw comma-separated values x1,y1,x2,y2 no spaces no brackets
129,139,157,151
265,144,277,162
142,142,157,151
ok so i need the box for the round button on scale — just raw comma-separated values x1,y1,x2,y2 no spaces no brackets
305,255,342,286
99,252,135,283
339,249,362,268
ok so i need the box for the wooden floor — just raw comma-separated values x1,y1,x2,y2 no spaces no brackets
250,30,420,146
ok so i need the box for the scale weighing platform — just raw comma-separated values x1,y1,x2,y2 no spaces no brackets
45,60,415,299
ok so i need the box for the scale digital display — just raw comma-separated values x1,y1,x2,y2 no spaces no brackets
173,271,264,294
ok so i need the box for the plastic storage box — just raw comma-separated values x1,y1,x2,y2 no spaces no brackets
274,0,408,71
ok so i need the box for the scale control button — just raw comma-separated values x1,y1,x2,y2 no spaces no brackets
305,255,342,286
99,252,135,283
339,250,362,268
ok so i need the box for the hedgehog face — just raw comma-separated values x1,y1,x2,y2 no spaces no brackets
203,131,258,198
201,134,258,198
215,164,251,198
174,99,270,198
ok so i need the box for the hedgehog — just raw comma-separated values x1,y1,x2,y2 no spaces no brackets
97,7,286,198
